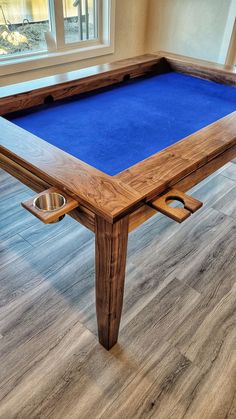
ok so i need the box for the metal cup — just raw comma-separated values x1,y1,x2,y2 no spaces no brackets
33,192,66,223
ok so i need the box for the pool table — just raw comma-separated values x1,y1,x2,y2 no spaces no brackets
0,52,236,350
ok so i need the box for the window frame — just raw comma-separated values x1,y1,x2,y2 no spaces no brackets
0,0,115,76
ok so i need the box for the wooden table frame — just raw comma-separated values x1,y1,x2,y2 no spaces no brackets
0,52,236,350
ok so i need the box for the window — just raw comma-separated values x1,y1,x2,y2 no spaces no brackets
226,19,236,66
0,1,98,56
0,1,50,56
0,0,115,74
63,0,98,44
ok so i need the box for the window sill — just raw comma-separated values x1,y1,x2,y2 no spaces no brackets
0,42,115,77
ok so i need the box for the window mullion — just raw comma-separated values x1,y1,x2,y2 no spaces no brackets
85,0,89,40
49,0,65,50
98,0,103,43
78,1,83,41
0,0,115,73
93,0,97,39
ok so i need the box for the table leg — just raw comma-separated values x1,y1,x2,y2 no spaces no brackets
95,215,129,350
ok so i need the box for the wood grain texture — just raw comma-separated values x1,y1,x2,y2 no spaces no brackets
213,185,236,218
0,118,141,223
0,234,33,269
0,55,159,97
220,161,236,181
157,51,236,86
0,53,236,357
150,188,203,223
18,216,75,248
116,113,236,199
0,197,40,241
0,167,235,418
1,53,236,227
95,215,129,349
2,109,235,226
21,187,79,224
1,51,234,112
127,144,236,233
0,151,50,193
0,55,169,115
0,152,95,232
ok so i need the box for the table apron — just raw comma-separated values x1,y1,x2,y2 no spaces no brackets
1,142,236,234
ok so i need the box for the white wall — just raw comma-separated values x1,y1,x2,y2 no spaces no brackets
0,0,149,85
2,0,235,86
219,0,236,63
147,0,234,63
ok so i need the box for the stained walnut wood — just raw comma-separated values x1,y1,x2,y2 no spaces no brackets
0,151,50,192
128,143,236,232
0,167,235,418
0,152,96,232
1,54,236,221
1,51,234,114
21,187,80,224
116,112,236,199
0,55,169,115
0,118,141,223
0,54,160,97
95,215,129,350
1,108,236,225
0,53,236,351
150,189,203,223
157,51,236,86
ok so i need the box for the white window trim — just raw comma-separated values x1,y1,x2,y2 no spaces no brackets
0,0,115,77
218,0,236,64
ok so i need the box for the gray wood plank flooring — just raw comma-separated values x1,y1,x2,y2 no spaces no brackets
0,162,235,419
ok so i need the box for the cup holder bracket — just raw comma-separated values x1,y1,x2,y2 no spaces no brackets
21,187,79,224
148,188,203,223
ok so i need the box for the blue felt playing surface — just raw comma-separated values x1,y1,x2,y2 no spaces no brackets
9,72,236,175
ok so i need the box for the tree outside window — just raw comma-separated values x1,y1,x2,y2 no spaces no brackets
0,0,98,57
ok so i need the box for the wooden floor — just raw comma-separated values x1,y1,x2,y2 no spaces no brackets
0,161,236,419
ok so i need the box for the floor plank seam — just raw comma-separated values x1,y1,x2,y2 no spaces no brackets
17,222,75,248
0,161,236,418
16,233,35,249
16,234,35,249
220,172,236,182
209,206,236,222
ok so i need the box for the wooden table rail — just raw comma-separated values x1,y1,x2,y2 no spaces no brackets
0,52,236,350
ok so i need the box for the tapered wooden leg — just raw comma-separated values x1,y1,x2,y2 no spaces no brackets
95,215,129,350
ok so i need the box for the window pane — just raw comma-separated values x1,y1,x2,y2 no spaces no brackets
63,0,97,44
0,0,50,56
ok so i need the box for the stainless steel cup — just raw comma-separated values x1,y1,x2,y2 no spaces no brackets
33,192,66,223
